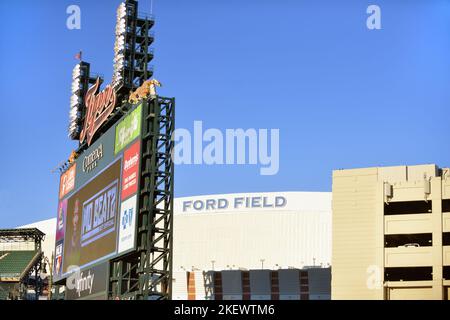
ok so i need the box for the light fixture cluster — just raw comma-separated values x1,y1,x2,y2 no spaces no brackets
69,63,83,139
112,2,127,89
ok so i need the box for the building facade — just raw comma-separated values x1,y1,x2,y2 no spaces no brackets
173,267,331,300
172,192,332,300
173,192,331,272
332,164,450,300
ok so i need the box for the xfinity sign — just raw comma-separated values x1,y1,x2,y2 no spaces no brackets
66,263,108,300
182,195,287,212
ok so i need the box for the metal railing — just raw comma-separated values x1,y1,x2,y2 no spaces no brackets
138,12,155,21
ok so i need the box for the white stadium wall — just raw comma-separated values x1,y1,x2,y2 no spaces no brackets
173,192,332,271
20,218,56,260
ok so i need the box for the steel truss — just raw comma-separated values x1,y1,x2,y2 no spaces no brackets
20,252,43,300
110,96,175,300
118,0,154,94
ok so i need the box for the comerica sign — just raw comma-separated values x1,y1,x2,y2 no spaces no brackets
83,144,104,173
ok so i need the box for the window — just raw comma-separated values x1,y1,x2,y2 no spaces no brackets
443,233,450,246
384,267,432,281
384,201,432,215
443,200,450,213
385,234,432,248
444,267,450,280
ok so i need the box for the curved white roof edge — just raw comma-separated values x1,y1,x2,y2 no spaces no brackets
175,191,332,214
175,191,331,200
19,217,56,230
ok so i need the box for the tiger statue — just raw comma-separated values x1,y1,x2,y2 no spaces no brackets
68,150,78,164
128,79,162,104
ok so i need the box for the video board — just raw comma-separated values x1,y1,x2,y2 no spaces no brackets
63,160,120,273
54,104,143,284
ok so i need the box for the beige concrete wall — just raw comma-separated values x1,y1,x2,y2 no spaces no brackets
443,247,450,266
388,287,433,300
384,247,432,267
441,168,450,199
384,214,432,235
332,168,384,299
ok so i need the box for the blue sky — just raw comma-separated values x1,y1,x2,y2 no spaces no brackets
0,0,449,227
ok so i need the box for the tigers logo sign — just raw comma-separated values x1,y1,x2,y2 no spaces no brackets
80,78,117,146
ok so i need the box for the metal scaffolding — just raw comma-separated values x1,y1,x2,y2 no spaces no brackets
110,96,175,300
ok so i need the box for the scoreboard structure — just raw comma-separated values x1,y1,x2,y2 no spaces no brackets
55,0,175,300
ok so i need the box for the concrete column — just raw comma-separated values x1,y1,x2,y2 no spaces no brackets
431,177,443,299
375,180,385,300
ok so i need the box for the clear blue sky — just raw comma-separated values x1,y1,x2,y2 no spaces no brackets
0,0,449,228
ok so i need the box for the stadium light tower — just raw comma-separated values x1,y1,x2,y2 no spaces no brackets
68,62,97,140
112,2,127,89
114,0,154,93
68,63,83,140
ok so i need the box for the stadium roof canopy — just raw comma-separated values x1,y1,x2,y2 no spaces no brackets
0,229,45,284
0,229,45,243
0,228,45,243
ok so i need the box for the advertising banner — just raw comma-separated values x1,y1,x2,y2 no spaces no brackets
121,140,140,200
59,164,76,199
56,199,67,242
114,104,142,154
65,262,109,300
63,160,121,274
117,195,137,254
54,241,64,278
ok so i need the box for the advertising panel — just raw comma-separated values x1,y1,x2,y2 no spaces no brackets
117,195,137,254
54,241,64,278
65,262,109,300
62,159,121,274
59,164,76,199
56,199,67,242
121,140,140,200
55,103,143,283
115,104,142,154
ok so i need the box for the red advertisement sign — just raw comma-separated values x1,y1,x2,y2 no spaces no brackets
121,140,140,200
59,164,76,199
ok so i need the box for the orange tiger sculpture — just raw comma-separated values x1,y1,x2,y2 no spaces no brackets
68,151,78,164
128,79,162,104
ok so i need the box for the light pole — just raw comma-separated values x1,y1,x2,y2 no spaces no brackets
41,253,53,300
260,259,265,269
